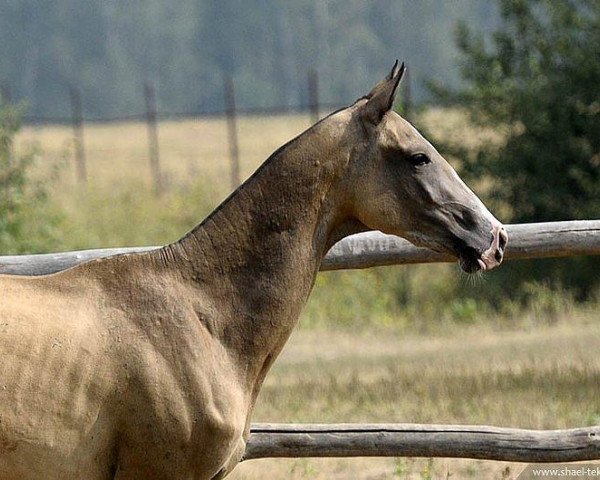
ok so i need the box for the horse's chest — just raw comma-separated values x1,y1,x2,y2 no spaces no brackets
117,334,247,477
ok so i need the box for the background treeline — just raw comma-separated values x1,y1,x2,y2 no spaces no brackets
0,0,497,118
429,0,600,300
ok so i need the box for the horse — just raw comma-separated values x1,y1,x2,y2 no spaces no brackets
0,62,507,479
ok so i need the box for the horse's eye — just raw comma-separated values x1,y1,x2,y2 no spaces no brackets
410,153,431,166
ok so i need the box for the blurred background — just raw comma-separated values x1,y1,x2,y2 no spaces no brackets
1,0,599,478
1,1,496,117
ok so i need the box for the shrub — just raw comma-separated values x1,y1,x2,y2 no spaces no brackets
0,103,64,254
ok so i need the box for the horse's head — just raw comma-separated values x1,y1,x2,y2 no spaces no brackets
339,61,507,273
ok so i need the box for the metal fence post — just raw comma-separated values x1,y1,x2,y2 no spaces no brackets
144,82,163,194
223,74,240,190
69,86,87,185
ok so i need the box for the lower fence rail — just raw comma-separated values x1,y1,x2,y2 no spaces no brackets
244,424,600,463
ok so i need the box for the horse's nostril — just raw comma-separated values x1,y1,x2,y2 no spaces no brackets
495,250,503,263
498,228,508,249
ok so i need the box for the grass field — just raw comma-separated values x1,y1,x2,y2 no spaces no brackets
232,314,600,479
17,108,497,200
18,113,315,196
12,111,600,479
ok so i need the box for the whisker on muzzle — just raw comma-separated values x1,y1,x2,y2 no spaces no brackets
458,264,487,287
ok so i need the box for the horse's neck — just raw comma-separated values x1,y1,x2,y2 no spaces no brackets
164,126,358,386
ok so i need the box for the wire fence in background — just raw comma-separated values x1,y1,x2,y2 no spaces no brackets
5,70,413,195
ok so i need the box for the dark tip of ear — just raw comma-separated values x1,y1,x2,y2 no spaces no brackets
398,61,406,78
386,60,406,84
361,59,407,126
387,60,400,80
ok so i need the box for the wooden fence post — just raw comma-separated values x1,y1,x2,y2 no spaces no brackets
308,69,320,125
69,86,87,185
144,82,163,194
223,74,240,190
1,81,14,164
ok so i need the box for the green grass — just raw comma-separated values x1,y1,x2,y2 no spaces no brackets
56,180,217,249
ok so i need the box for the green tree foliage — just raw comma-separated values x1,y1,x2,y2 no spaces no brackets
0,102,63,254
430,0,600,298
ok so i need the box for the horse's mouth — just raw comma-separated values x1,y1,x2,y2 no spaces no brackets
458,252,484,274
458,245,504,274
405,230,506,274
456,225,507,274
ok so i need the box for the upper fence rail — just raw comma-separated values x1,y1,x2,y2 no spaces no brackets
1,220,599,276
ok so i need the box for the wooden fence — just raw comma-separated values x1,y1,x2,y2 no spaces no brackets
1,219,600,463
244,423,600,463
13,71,344,193
2,220,599,276
10,68,417,195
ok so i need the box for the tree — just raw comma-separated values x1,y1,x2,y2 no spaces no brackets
429,0,600,299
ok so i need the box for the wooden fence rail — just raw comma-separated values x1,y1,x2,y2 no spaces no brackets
1,220,599,276
244,423,600,463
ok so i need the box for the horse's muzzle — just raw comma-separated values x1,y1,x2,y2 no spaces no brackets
478,224,508,271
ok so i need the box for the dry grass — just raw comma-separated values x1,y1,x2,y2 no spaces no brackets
17,113,313,199
16,108,494,198
233,314,600,479
419,107,506,152
14,113,316,250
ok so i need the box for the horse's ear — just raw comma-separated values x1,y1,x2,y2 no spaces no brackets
361,60,405,126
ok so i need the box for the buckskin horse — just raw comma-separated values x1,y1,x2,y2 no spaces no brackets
0,62,507,479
